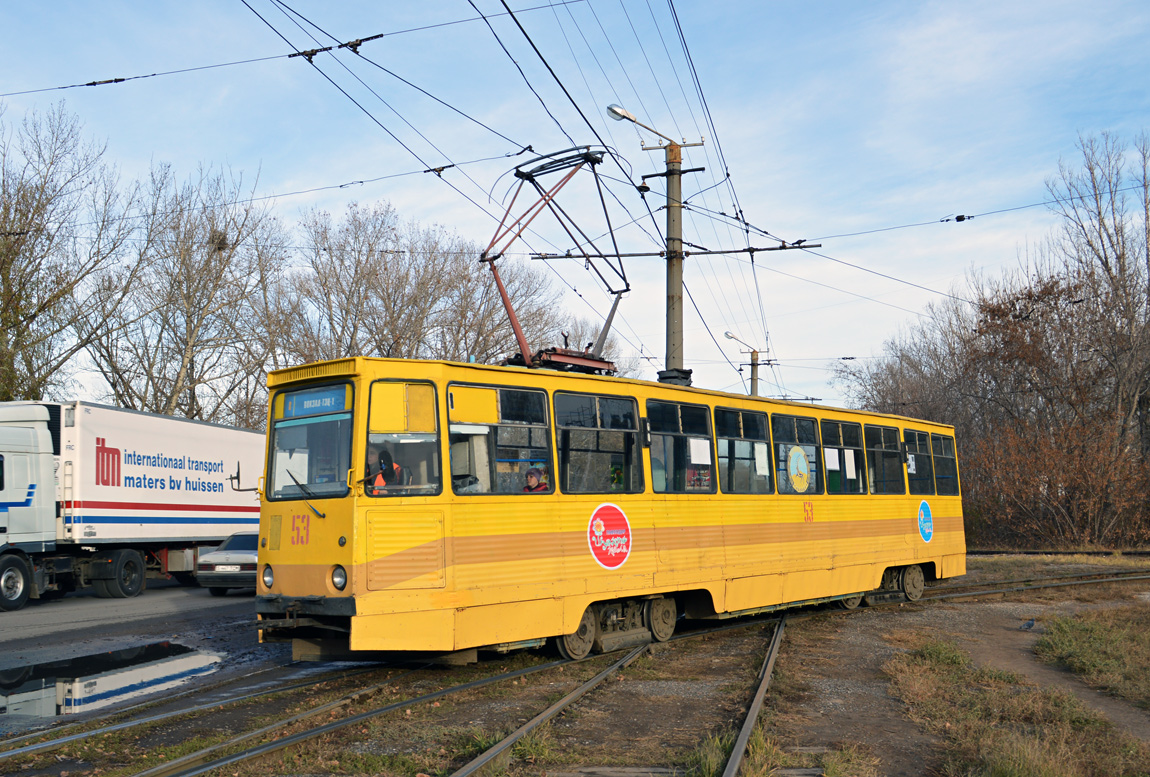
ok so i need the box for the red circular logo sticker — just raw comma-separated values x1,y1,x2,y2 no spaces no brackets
587,503,632,569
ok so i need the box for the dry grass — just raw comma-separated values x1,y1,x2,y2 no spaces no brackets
1035,604,1150,709
967,553,1150,580
885,635,1150,776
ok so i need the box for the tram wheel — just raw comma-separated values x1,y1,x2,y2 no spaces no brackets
556,606,598,660
838,594,864,610
646,597,677,642
900,564,925,602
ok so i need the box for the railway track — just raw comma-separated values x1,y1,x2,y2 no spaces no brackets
923,568,1150,603
0,662,381,762
1,617,789,777
4,563,1146,776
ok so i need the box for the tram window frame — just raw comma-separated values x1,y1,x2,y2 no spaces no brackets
714,407,773,494
771,414,823,495
447,384,555,496
865,424,905,495
931,433,961,495
820,419,866,494
904,429,935,495
646,399,716,494
266,381,354,501
555,392,643,494
364,379,443,498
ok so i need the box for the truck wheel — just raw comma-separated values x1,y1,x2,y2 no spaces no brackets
108,550,146,598
0,555,32,611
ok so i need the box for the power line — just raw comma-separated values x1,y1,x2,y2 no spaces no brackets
0,1,588,98
684,281,746,389
469,0,577,146
683,202,969,304
807,183,1150,241
239,0,568,258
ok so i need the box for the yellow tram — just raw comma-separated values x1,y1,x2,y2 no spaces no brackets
255,357,964,660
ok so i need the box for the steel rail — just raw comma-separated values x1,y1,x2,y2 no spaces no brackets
928,568,1150,593
153,658,576,777
448,644,650,777
0,665,382,762
968,549,1150,557
130,667,424,777
923,573,1150,603
721,618,787,777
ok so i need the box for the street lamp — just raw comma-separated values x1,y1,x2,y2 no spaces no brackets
608,104,703,386
725,331,760,397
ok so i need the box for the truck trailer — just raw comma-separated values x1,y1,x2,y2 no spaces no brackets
0,402,265,611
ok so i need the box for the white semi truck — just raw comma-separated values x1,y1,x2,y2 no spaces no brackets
0,402,265,611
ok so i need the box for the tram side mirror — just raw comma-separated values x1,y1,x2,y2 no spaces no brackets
229,461,261,493
899,443,910,464
640,417,651,448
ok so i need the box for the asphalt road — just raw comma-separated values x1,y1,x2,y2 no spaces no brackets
0,581,275,672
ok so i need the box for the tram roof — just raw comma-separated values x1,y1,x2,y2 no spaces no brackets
268,356,953,432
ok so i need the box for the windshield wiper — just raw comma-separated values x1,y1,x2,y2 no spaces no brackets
285,470,326,519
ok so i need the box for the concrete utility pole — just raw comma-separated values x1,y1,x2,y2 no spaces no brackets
725,331,761,397
607,105,703,385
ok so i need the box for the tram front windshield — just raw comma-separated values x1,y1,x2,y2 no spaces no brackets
268,390,353,500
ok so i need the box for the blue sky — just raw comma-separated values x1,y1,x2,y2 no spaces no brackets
3,1,1148,404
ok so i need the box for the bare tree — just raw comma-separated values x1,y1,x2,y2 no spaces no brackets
0,103,137,400
834,132,1150,548
287,202,562,364
85,164,286,423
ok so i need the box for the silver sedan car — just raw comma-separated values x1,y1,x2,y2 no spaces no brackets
196,532,258,596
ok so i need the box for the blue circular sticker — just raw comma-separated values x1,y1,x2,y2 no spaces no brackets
918,500,933,543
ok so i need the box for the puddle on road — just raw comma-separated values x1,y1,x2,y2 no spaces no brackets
0,642,222,735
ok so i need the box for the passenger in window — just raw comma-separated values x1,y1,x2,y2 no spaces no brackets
523,467,548,492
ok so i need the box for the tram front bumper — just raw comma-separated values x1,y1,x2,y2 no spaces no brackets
256,594,356,635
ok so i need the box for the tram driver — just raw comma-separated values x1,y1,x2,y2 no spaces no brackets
366,443,402,494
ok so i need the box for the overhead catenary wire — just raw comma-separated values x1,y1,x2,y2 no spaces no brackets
238,0,573,263
684,280,747,390
0,1,588,98
682,202,970,305
267,0,494,199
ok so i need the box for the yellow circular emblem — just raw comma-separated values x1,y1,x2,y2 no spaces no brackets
787,445,810,492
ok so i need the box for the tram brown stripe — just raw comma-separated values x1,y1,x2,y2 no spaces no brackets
365,514,962,588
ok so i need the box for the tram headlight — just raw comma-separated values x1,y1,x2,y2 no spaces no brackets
331,565,347,591
261,565,274,589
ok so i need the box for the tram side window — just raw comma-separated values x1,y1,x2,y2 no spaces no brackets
820,420,865,494
905,429,935,495
715,408,772,494
365,381,441,497
932,433,961,495
647,399,715,493
772,414,822,495
555,393,643,493
447,385,553,495
865,425,905,494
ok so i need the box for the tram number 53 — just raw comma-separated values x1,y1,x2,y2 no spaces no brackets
291,513,311,545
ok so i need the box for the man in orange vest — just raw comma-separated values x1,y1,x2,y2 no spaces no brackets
366,444,402,494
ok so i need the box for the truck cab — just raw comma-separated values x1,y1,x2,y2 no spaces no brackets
0,404,58,610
